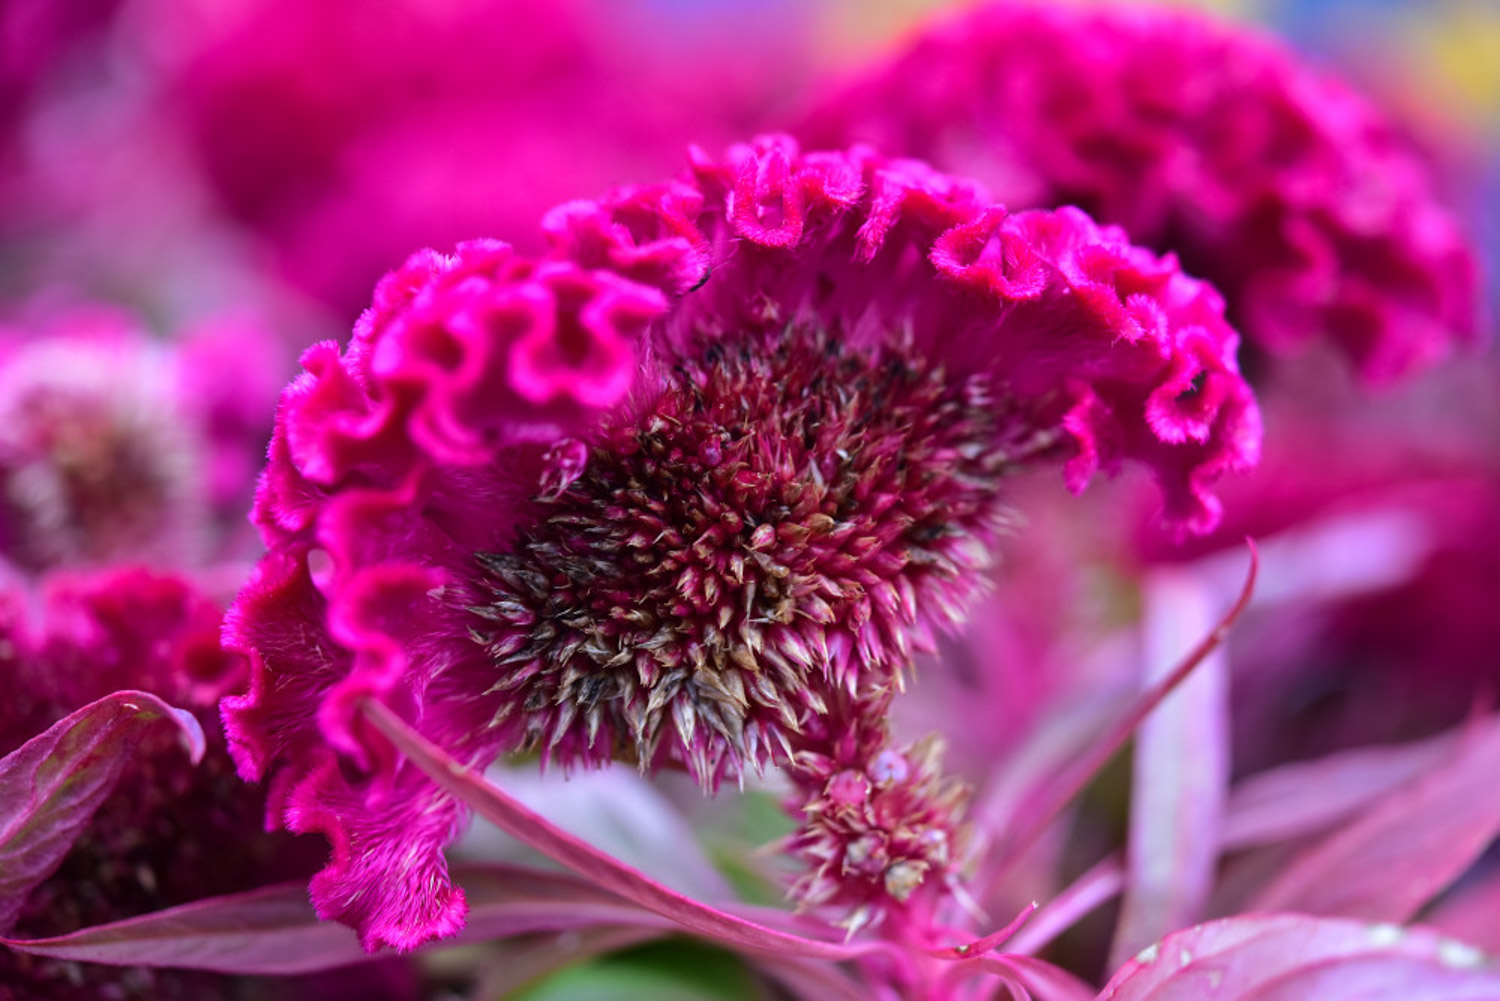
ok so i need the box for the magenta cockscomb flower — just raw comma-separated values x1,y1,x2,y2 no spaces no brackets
142,0,807,311
800,2,1484,382
0,566,334,999
223,135,1259,951
467,317,1018,782
0,308,395,994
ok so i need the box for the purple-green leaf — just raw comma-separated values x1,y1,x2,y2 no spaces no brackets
1249,714,1500,922
0,690,205,931
1,862,669,974
468,926,669,999
1222,730,1455,851
1429,870,1500,954
466,763,733,900
1098,914,1500,1000
2,881,359,972
748,955,872,1001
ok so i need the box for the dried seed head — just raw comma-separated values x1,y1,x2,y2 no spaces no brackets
471,325,1037,786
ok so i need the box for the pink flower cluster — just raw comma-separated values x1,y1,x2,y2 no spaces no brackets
785,705,971,932
801,2,1484,381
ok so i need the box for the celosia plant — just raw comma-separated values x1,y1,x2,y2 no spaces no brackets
0,320,207,572
222,134,1260,954
2,2,1498,999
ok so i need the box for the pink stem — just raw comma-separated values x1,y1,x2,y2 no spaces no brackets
984,542,1258,886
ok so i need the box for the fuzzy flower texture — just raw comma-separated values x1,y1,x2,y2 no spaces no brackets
224,136,1261,951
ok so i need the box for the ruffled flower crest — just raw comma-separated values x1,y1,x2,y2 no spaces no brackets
223,136,1261,951
801,2,1485,382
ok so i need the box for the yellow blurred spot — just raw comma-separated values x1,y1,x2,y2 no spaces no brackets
816,0,1263,70
1412,0,1500,125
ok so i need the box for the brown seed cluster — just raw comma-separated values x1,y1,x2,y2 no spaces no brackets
470,326,1050,786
